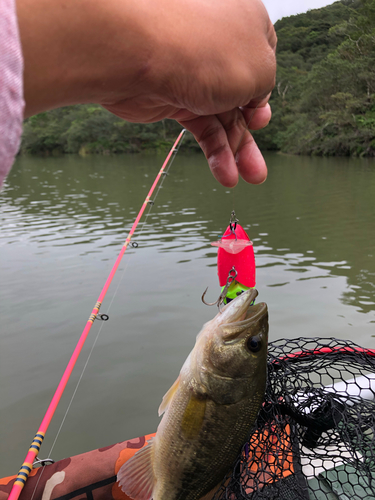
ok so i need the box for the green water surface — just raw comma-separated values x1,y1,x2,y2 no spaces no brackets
1,149,375,477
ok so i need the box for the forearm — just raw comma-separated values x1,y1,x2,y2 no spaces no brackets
16,0,157,117
15,0,276,187
17,0,276,119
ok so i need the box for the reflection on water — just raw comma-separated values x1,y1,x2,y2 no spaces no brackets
3,153,374,311
1,150,375,476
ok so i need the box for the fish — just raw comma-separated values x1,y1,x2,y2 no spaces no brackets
117,288,268,500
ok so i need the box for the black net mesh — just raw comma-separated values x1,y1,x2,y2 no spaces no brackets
214,337,375,500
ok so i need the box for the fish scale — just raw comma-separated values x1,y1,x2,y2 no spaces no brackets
118,289,268,500
156,394,266,500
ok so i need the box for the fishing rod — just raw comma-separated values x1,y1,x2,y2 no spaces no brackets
8,128,186,500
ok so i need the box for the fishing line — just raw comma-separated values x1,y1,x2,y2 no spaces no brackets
13,104,261,498
10,129,186,500
34,127,184,470
29,317,108,500
39,106,257,454
33,116,253,496
29,257,133,500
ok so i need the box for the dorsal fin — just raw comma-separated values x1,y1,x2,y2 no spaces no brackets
158,375,180,416
117,437,155,500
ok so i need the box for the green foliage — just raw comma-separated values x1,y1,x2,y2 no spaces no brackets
21,105,199,155
253,0,375,157
21,0,375,157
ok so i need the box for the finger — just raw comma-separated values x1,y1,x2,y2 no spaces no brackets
241,99,272,131
241,92,272,130
245,92,272,110
235,132,267,185
215,109,268,185
177,115,239,187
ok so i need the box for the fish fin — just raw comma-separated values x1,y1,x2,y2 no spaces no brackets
117,437,155,500
158,375,180,416
181,393,207,439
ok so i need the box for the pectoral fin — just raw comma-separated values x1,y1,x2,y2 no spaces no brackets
117,437,155,500
181,394,207,439
158,375,181,416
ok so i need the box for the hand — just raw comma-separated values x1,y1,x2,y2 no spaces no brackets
18,0,276,187
172,100,274,187
103,0,277,187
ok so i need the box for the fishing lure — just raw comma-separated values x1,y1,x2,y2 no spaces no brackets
203,210,256,309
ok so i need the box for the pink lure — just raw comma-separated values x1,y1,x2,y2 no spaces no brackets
211,224,256,287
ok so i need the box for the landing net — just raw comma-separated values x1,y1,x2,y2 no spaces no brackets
214,337,375,500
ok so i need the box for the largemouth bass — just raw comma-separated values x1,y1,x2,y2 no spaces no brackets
117,288,268,500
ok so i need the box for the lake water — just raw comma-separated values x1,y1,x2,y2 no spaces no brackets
1,147,375,477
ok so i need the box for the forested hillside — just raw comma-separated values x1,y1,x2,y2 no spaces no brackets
21,0,375,157
254,0,375,156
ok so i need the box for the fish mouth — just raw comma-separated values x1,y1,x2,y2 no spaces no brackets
220,288,258,322
220,289,268,341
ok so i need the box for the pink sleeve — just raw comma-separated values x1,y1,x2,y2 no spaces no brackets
0,0,24,188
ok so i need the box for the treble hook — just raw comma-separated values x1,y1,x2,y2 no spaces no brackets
201,287,219,306
201,267,238,311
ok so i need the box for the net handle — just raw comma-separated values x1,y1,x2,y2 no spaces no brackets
272,345,375,368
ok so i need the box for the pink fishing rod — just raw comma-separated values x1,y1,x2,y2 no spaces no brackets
8,128,186,500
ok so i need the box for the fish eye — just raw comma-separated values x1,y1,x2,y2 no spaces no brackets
247,335,262,353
